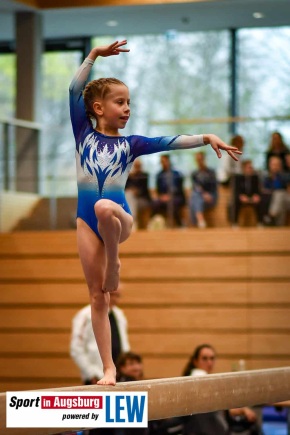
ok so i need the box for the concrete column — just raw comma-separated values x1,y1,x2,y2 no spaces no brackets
15,12,43,192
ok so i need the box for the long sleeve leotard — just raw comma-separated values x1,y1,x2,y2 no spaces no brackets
69,58,205,239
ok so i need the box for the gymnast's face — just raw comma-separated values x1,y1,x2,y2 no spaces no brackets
94,84,130,133
194,347,216,374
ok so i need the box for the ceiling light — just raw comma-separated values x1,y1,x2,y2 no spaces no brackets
106,20,118,27
253,12,264,19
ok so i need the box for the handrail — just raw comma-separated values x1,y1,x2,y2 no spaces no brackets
0,117,42,130
150,114,290,126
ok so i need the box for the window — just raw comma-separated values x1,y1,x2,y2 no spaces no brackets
41,51,82,195
92,32,230,186
0,54,15,118
238,27,290,168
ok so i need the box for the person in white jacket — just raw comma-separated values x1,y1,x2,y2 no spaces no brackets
70,288,130,384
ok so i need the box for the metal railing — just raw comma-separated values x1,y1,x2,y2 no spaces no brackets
0,117,42,193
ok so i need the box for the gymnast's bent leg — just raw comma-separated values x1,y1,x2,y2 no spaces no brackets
95,199,133,293
77,218,116,385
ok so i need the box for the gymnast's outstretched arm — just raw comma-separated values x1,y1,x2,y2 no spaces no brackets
132,133,242,161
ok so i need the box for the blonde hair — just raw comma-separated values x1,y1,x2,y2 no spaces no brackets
83,78,127,123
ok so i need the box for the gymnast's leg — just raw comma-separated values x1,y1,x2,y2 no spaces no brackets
95,199,133,293
77,218,116,385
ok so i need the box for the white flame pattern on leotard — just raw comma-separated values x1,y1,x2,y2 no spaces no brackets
78,132,134,194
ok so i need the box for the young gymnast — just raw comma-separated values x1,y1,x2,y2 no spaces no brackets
69,40,242,385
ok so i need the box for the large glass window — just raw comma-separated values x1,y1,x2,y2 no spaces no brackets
23,27,290,196
238,27,290,168
0,54,15,118
92,32,230,187
41,51,82,196
39,32,230,195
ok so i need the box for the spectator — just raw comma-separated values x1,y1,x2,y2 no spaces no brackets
150,418,184,435
116,353,184,435
285,152,290,176
182,343,217,377
189,152,218,228
182,344,228,435
262,156,290,226
125,159,152,229
152,155,186,227
70,286,130,385
116,352,149,435
285,155,290,225
230,160,263,226
182,344,261,435
266,131,289,172
116,351,144,382
218,135,244,185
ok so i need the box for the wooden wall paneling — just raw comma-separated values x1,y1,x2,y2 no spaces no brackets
0,379,80,393
0,283,88,305
0,357,79,378
121,282,248,305
0,256,250,280
0,308,78,329
124,307,248,330
0,229,289,385
0,332,71,353
250,309,290,330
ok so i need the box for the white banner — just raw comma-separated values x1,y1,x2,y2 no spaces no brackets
6,391,148,428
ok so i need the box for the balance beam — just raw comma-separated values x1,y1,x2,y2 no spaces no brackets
1,367,290,435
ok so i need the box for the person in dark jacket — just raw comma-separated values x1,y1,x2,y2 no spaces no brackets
190,152,218,228
125,159,152,229
152,154,186,227
230,160,263,225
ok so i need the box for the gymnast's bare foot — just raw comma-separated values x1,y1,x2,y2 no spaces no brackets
102,259,120,293
97,367,116,386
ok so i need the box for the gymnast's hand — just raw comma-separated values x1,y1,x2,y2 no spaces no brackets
90,40,130,59
204,134,243,161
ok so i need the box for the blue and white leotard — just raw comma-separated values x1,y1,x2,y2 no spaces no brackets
69,58,205,240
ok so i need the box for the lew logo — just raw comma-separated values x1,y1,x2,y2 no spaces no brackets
105,395,146,423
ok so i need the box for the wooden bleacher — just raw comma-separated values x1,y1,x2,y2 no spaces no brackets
0,228,289,391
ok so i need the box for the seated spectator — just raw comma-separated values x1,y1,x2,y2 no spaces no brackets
182,344,261,435
189,152,218,228
150,418,184,435
266,131,289,172
152,155,186,227
285,152,290,176
182,343,216,377
226,408,261,435
230,160,263,226
218,135,244,186
182,344,228,435
125,159,152,229
116,352,149,435
116,351,144,382
285,155,290,225
261,156,290,226
117,354,184,435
